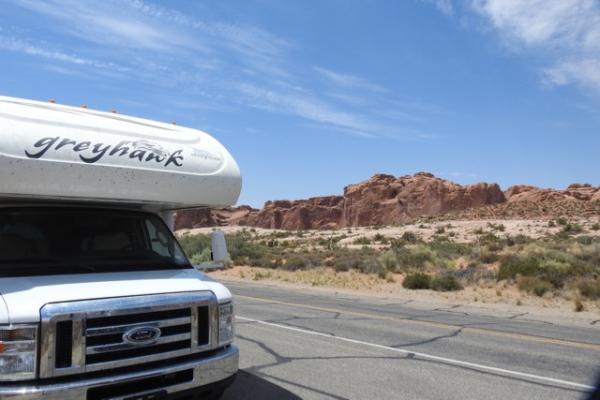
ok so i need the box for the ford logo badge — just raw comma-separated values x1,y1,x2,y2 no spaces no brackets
123,326,161,345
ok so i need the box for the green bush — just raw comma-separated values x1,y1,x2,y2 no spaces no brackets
577,278,600,300
591,223,600,231
559,223,584,236
431,275,463,292
190,248,212,265
576,236,595,245
498,256,541,280
487,222,505,232
505,235,530,246
428,241,472,258
353,237,371,245
178,233,211,259
283,255,321,271
378,250,397,272
226,231,268,264
396,245,435,270
373,233,388,243
517,276,553,297
556,217,568,226
479,251,499,264
402,273,432,289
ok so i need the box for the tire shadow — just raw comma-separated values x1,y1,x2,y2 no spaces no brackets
221,370,301,400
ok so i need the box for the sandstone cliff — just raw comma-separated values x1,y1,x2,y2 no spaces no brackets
175,173,600,230
175,172,510,230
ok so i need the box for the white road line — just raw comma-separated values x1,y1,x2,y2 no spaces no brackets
237,316,595,391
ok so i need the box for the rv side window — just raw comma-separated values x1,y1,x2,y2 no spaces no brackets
145,219,170,257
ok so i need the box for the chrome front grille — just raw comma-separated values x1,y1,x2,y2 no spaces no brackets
39,292,218,378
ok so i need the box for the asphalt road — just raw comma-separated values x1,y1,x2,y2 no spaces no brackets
220,280,600,400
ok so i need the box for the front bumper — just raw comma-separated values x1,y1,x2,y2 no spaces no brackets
0,345,238,400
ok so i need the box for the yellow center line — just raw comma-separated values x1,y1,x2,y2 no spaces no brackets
236,294,600,351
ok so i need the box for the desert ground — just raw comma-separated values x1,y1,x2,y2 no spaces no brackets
178,217,600,321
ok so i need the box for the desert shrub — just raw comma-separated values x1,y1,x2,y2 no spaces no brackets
556,217,568,226
269,231,292,239
576,236,595,245
226,231,268,264
487,222,505,232
486,241,504,252
452,265,495,283
479,251,499,264
431,274,463,292
353,237,371,245
517,276,553,297
373,233,388,243
402,231,419,243
536,259,570,288
178,233,211,259
591,223,600,231
396,245,435,270
548,220,556,227
190,248,212,265
332,235,347,243
429,241,472,258
390,232,420,249
435,226,446,234
283,255,321,271
574,297,584,312
577,278,600,300
402,273,432,290
558,223,584,237
378,250,397,272
330,250,378,274
498,256,541,280
478,233,500,245
505,234,530,246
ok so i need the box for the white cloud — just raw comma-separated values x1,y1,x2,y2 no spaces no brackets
235,83,378,138
4,0,444,140
314,66,388,93
126,0,292,78
0,36,130,75
14,0,200,52
470,0,600,90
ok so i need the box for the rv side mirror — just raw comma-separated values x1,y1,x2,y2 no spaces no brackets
195,230,229,271
211,230,229,262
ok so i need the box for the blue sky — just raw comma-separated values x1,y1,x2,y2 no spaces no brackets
1,0,599,207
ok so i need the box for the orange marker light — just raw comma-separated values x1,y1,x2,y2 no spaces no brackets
0,342,5,353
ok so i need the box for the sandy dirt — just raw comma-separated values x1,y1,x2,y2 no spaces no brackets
209,266,600,327
179,217,600,246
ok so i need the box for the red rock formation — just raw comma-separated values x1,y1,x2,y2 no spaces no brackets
174,205,257,230
175,173,600,230
505,183,600,203
175,172,507,230
341,173,505,227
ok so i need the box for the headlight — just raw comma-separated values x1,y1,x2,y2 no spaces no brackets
218,302,234,346
0,325,37,381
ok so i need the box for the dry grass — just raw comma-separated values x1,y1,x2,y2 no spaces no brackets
223,266,389,290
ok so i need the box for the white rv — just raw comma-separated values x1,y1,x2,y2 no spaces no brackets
0,96,241,399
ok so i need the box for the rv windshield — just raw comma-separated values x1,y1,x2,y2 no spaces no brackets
0,207,191,276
